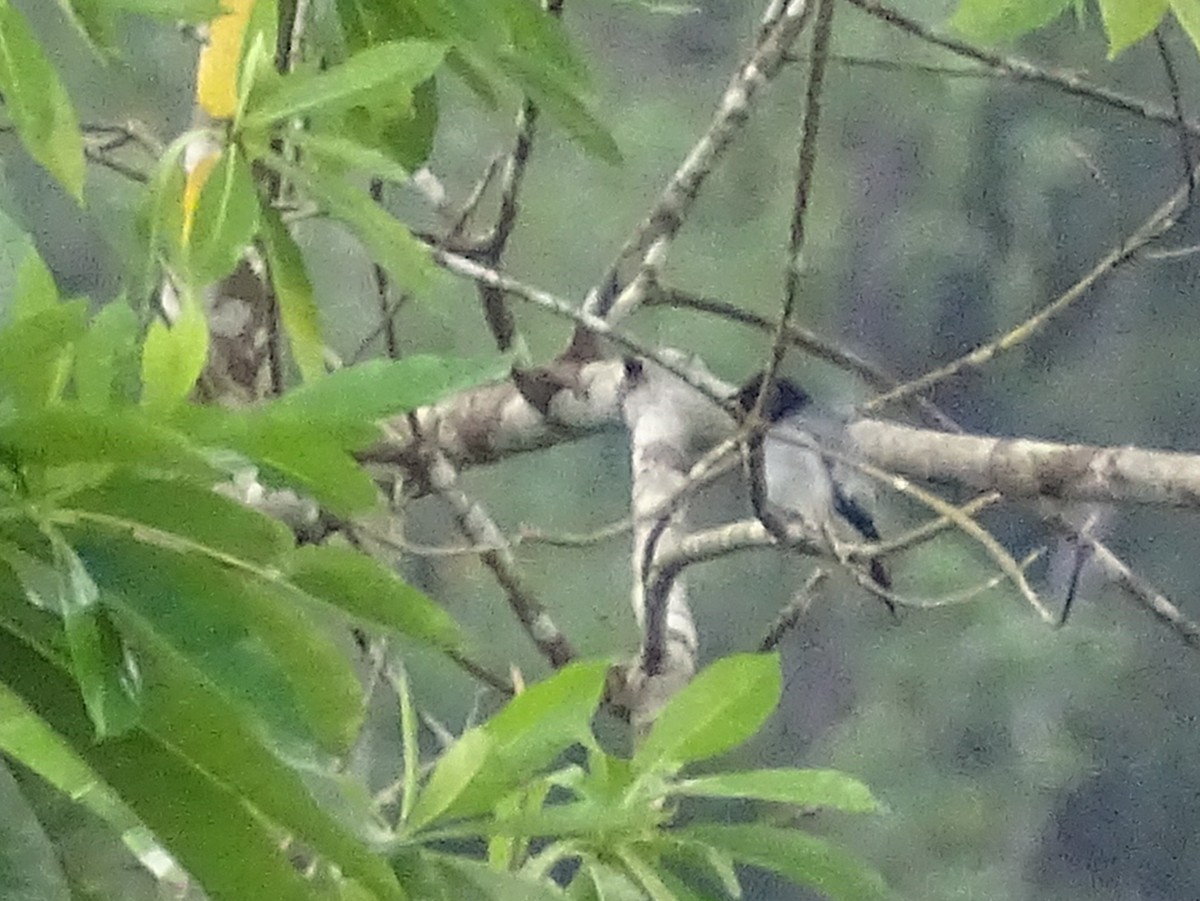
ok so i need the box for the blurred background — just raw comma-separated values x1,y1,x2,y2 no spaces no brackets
7,0,1200,898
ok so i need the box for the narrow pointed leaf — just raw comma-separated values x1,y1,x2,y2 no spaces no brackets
0,408,216,479
1172,0,1200,56
279,159,434,293
284,545,462,648
260,207,326,382
439,661,608,821
0,4,85,200
1099,0,1167,56
270,355,508,427
406,727,492,832
11,245,57,320
0,301,87,411
73,301,140,411
140,285,209,412
681,825,888,901
243,39,446,126
0,631,330,901
63,472,294,566
670,769,877,813
634,653,781,774
65,530,363,756
0,681,137,832
186,144,260,284
949,0,1073,41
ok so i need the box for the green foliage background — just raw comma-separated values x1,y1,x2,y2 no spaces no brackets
1,0,1199,899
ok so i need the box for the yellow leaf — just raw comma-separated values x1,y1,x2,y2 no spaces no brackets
181,150,221,245
196,0,257,119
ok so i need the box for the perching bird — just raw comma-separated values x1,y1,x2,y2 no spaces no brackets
736,372,891,591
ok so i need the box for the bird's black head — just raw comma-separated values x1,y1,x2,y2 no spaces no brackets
735,371,811,422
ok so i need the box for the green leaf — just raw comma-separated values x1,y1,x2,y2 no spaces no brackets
132,131,194,301
186,144,261,285
634,653,781,774
66,531,363,756
0,629,334,901
210,413,381,515
397,665,420,827
270,355,508,428
0,300,87,411
50,535,141,738
284,545,462,648
73,300,140,411
406,727,492,831
53,0,118,54
568,861,648,901
663,840,740,899
291,129,414,184
140,285,209,412
669,769,877,813
1171,0,1200,54
243,39,446,127
457,799,663,841
11,245,57,320
949,0,1072,41
281,159,435,294
614,845,682,901
0,407,216,479
497,53,620,165
260,207,326,382
680,825,889,901
438,661,609,821
63,472,294,566
0,680,136,832
409,851,567,901
0,759,72,901
1100,0,1167,56
123,611,405,901
0,3,85,200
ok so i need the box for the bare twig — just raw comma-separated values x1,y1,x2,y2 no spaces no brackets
651,286,961,431
1044,511,1200,647
870,492,1002,558
864,168,1192,412
430,248,735,410
757,0,836,406
420,442,576,668
369,179,400,359
583,0,815,322
845,0,1200,136
760,568,826,651
1154,28,1194,204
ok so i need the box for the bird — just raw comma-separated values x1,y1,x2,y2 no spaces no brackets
735,372,891,592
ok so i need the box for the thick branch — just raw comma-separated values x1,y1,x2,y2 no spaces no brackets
850,421,1200,507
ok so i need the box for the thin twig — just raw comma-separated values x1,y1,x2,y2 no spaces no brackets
844,0,1200,136
83,148,149,183
1044,511,1200,647
519,517,634,547
583,0,815,322
1154,28,1194,204
430,248,735,410
651,286,961,431
833,451,1054,623
864,168,1192,412
760,568,826,651
419,440,576,668
870,492,1002,558
370,179,400,359
788,52,993,78
757,0,835,407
